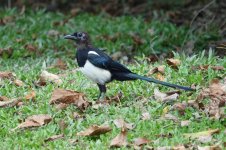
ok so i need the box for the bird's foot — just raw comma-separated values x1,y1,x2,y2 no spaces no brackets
98,92,106,101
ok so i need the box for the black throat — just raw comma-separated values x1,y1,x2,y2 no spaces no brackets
76,48,89,67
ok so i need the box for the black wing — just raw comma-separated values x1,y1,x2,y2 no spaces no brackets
87,49,132,73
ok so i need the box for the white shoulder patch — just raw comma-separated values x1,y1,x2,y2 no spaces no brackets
88,51,99,55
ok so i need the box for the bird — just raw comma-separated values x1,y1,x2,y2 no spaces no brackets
64,32,194,100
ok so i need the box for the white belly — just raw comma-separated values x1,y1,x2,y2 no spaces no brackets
80,60,111,85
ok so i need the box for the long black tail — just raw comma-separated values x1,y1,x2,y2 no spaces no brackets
120,73,194,91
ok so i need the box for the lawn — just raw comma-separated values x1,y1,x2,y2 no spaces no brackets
0,9,225,149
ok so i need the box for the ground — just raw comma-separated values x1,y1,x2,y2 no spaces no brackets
0,9,225,149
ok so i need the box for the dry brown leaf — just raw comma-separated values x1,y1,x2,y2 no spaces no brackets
27,114,52,126
156,73,165,81
113,119,134,130
54,59,67,70
195,78,226,119
14,114,52,130
24,44,37,52
163,113,179,122
141,112,151,120
134,137,151,146
40,70,62,85
0,98,22,108
167,58,181,69
148,65,165,75
183,128,220,138
197,145,221,150
172,145,186,150
0,71,15,79
0,96,9,101
180,120,191,127
55,103,69,110
197,135,212,143
24,91,36,101
50,89,89,110
154,88,167,100
154,89,179,103
13,79,24,86
44,134,64,142
110,129,128,148
173,103,187,115
76,125,112,136
211,66,224,71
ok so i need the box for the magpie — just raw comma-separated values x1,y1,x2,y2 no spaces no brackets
64,32,194,100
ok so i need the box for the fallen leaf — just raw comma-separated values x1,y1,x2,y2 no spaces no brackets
211,66,224,71
50,89,90,110
24,44,37,52
113,119,134,130
197,145,221,150
154,88,167,100
195,78,226,119
44,134,64,142
0,98,22,108
141,112,150,120
0,96,9,101
163,113,179,122
54,58,67,70
167,58,181,69
77,125,112,136
24,91,36,101
156,73,165,81
183,128,220,138
172,145,186,150
148,65,165,75
55,103,69,110
134,137,151,146
173,103,187,115
13,79,24,87
197,135,212,143
154,89,179,103
110,129,128,148
180,120,191,127
156,146,171,150
40,70,62,85
0,71,15,80
162,93,179,103
14,114,52,129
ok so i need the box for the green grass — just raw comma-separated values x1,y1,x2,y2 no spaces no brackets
0,8,225,149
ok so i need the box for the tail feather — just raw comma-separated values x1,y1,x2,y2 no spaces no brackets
122,73,194,91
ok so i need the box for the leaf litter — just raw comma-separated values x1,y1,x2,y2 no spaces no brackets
76,125,112,136
50,89,90,111
13,114,52,130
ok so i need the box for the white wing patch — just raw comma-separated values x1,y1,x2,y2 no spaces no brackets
88,51,99,55
80,60,111,85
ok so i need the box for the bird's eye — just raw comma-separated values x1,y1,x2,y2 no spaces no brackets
78,33,82,37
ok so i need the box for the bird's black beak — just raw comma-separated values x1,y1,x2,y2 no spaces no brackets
64,34,77,40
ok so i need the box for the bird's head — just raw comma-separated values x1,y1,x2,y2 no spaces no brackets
64,32,91,47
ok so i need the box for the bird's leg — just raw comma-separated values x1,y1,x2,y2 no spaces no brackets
97,84,106,100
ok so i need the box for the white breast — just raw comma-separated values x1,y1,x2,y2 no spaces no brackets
80,60,111,85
